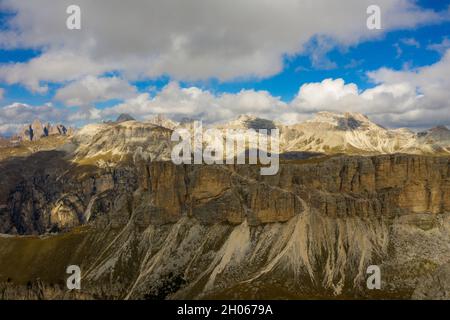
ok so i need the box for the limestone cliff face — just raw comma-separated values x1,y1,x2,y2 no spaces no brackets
0,152,449,299
1,153,449,234
136,155,450,226
0,151,136,234
286,155,450,217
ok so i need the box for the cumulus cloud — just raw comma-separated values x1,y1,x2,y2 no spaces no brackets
0,123,22,136
0,102,68,135
98,49,450,129
66,108,102,122
368,50,450,96
99,76,447,130
55,76,137,107
427,37,450,55
303,36,338,70
290,79,423,125
3,58,450,134
1,50,450,134
400,37,420,48
0,51,110,93
291,79,359,112
365,49,450,127
102,82,289,123
286,51,450,128
0,0,444,87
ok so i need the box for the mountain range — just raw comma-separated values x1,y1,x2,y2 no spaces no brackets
17,119,74,142
0,111,449,300
2,111,449,157
67,112,450,165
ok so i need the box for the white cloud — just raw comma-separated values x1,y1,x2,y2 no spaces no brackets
303,36,338,70
99,45,450,129
2,49,450,134
0,0,444,87
394,43,403,58
291,78,437,128
55,76,137,106
287,51,450,128
3,62,450,134
0,51,110,93
0,102,65,122
365,49,450,127
368,50,450,94
427,37,450,55
291,79,359,112
67,108,102,122
102,82,289,123
400,37,420,48
0,123,22,136
0,102,69,135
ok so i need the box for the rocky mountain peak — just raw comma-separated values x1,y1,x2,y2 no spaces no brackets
418,125,450,148
307,111,380,131
31,119,43,128
18,119,73,142
116,113,136,123
179,117,197,125
343,111,370,121
222,114,277,131
148,114,179,129
430,125,449,133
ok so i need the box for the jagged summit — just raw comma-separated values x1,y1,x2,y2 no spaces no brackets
18,119,73,142
5,111,450,157
311,111,370,121
280,111,449,155
418,125,450,152
73,119,174,163
73,111,450,157
219,114,277,131
116,113,136,123
431,125,450,132
306,111,380,131
147,114,179,129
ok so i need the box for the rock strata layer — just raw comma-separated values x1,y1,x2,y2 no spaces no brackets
0,151,449,299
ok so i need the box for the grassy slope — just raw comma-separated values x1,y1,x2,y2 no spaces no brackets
0,136,68,162
0,226,116,285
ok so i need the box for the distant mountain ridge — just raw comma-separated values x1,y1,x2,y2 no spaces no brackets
68,111,450,165
287,112,449,154
0,136,9,148
418,125,450,148
18,119,74,142
115,113,136,123
1,112,450,300
8,112,450,156
211,112,450,155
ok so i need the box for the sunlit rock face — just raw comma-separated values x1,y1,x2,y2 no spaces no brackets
18,119,74,142
72,120,175,163
0,149,449,299
0,115,450,300
276,112,450,155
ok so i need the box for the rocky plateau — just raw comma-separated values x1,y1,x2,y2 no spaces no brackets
0,112,449,300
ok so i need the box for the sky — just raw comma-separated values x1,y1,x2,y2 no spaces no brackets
0,0,450,135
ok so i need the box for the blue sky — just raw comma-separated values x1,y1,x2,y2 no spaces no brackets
2,12,448,104
0,0,450,133
204,23,449,100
